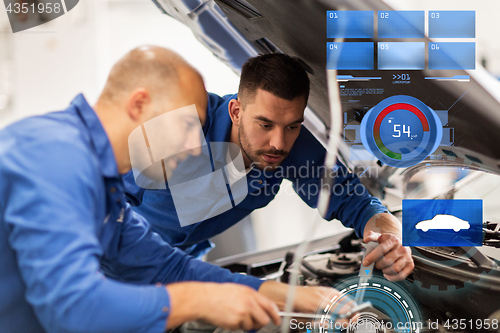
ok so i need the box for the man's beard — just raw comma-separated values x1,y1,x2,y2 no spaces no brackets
238,122,288,171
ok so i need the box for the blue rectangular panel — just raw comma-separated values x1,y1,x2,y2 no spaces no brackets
327,11,374,38
402,199,483,247
428,42,475,70
327,42,374,70
378,11,424,38
428,11,475,38
377,42,424,70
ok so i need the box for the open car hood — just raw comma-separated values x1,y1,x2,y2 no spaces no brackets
152,0,500,187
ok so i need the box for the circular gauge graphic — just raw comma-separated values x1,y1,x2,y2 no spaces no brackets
316,276,422,333
360,96,442,168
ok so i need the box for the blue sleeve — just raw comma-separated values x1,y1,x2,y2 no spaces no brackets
2,141,174,333
100,204,263,290
287,127,388,237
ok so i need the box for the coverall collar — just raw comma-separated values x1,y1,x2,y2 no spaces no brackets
71,94,120,179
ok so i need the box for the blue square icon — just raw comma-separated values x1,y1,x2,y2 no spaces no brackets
327,42,374,70
428,42,475,70
378,42,425,70
402,199,483,246
428,11,475,38
327,11,374,38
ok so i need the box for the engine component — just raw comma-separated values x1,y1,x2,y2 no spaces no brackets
288,251,362,283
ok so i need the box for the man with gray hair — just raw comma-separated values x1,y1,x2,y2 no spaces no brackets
0,46,330,333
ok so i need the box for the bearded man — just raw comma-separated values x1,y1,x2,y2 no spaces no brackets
124,53,414,282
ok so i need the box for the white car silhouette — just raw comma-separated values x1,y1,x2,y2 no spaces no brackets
415,214,470,232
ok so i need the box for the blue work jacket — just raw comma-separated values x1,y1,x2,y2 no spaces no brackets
124,93,388,258
0,94,262,333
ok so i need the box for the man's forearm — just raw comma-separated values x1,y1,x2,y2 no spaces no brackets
166,282,281,331
166,283,205,329
258,281,336,314
258,281,288,310
363,212,402,239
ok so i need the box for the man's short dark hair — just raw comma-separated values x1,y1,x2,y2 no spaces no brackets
238,53,310,108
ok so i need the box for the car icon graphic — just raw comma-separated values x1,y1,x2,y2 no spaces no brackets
415,214,470,232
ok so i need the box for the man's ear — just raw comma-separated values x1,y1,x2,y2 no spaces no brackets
228,99,242,126
126,88,151,122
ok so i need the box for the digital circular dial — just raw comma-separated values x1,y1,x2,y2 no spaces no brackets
361,96,442,168
316,276,422,333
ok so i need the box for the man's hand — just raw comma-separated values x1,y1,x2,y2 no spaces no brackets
166,282,281,330
363,213,414,281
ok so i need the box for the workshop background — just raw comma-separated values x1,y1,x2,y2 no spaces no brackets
1,0,499,260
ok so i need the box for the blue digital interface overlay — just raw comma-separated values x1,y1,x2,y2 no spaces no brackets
425,75,470,82
402,199,483,247
327,11,374,38
360,95,442,168
378,11,425,38
378,42,425,70
327,42,374,70
379,110,424,154
428,42,476,70
337,75,381,82
428,11,475,38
